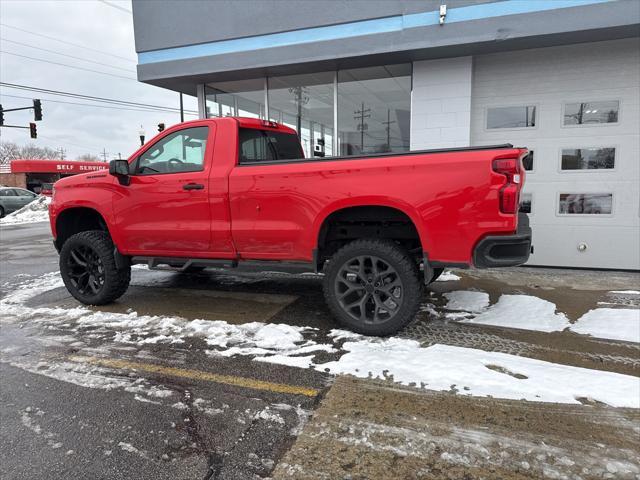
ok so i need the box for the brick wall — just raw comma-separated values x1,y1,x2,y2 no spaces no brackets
0,173,27,188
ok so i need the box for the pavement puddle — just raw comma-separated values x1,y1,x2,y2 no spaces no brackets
46,286,299,323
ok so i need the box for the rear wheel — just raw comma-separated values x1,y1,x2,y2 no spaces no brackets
60,230,131,305
0,206,4,218
323,239,423,336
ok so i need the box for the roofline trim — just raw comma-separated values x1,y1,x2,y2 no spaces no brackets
138,0,614,65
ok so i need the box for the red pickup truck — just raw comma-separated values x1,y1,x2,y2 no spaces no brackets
49,117,531,335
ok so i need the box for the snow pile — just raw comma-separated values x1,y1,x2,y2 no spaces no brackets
444,291,489,312
436,271,461,282
570,308,640,343
317,339,640,408
0,195,51,225
452,294,570,333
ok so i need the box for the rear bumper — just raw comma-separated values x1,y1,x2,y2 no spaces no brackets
473,213,532,268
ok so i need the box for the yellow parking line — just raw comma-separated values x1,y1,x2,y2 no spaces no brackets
69,355,319,398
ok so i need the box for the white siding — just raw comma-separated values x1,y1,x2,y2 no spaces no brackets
470,38,640,270
411,56,472,150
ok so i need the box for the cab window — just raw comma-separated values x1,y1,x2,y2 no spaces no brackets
238,128,304,164
135,127,208,175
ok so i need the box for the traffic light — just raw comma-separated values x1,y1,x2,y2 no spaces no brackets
158,123,165,132
0,105,4,126
29,122,37,139
33,99,42,121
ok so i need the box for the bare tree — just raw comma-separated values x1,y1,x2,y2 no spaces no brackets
76,153,100,162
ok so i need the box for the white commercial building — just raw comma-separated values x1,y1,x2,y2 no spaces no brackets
132,0,640,269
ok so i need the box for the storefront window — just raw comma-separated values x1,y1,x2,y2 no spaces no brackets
337,64,411,156
205,79,266,119
268,72,334,158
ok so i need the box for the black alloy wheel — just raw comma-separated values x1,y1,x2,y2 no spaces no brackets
335,255,404,324
66,244,106,295
323,239,423,336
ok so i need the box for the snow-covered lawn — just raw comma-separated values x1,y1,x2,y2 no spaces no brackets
2,271,639,408
571,308,640,343
0,195,51,225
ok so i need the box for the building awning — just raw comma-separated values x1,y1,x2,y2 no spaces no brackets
10,159,108,174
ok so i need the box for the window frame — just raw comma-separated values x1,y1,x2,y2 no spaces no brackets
557,146,618,173
237,127,305,166
561,99,621,129
519,192,534,216
131,126,210,176
484,104,539,132
522,148,535,174
555,192,615,217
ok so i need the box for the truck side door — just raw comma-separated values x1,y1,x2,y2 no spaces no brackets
112,124,213,255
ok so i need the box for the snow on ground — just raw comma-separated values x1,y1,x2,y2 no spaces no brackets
454,294,570,333
0,195,51,225
436,270,461,282
570,308,640,343
444,291,489,313
317,339,640,408
610,290,640,295
3,272,639,408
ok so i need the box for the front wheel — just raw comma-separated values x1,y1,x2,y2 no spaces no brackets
60,230,131,305
323,239,423,336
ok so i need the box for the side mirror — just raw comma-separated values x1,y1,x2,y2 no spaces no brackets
109,159,130,185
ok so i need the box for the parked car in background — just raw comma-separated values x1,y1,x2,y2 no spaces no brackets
0,187,38,218
40,183,54,197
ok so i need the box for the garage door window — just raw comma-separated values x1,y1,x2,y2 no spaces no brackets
563,101,619,125
558,193,613,215
519,193,532,214
486,106,536,129
561,148,615,170
522,150,534,171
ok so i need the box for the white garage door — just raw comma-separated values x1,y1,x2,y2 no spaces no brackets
471,38,640,270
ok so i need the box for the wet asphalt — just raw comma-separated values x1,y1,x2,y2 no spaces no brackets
0,222,331,480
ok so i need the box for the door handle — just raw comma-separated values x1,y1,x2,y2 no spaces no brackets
183,183,204,191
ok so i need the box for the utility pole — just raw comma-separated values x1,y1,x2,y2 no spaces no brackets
100,148,109,162
381,109,396,151
353,102,371,152
58,147,66,160
117,152,122,160
179,93,184,122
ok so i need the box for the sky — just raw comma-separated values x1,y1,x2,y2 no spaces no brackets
0,0,198,160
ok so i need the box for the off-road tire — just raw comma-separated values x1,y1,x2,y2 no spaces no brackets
323,239,423,336
60,230,131,305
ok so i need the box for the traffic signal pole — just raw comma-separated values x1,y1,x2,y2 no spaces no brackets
0,99,42,138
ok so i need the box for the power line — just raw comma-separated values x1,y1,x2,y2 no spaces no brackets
0,22,136,63
0,51,138,81
0,37,136,73
0,93,198,116
0,82,199,114
98,0,132,14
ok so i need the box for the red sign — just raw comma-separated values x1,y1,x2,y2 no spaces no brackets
10,159,108,174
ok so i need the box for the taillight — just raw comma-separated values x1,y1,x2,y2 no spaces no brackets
492,157,523,214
